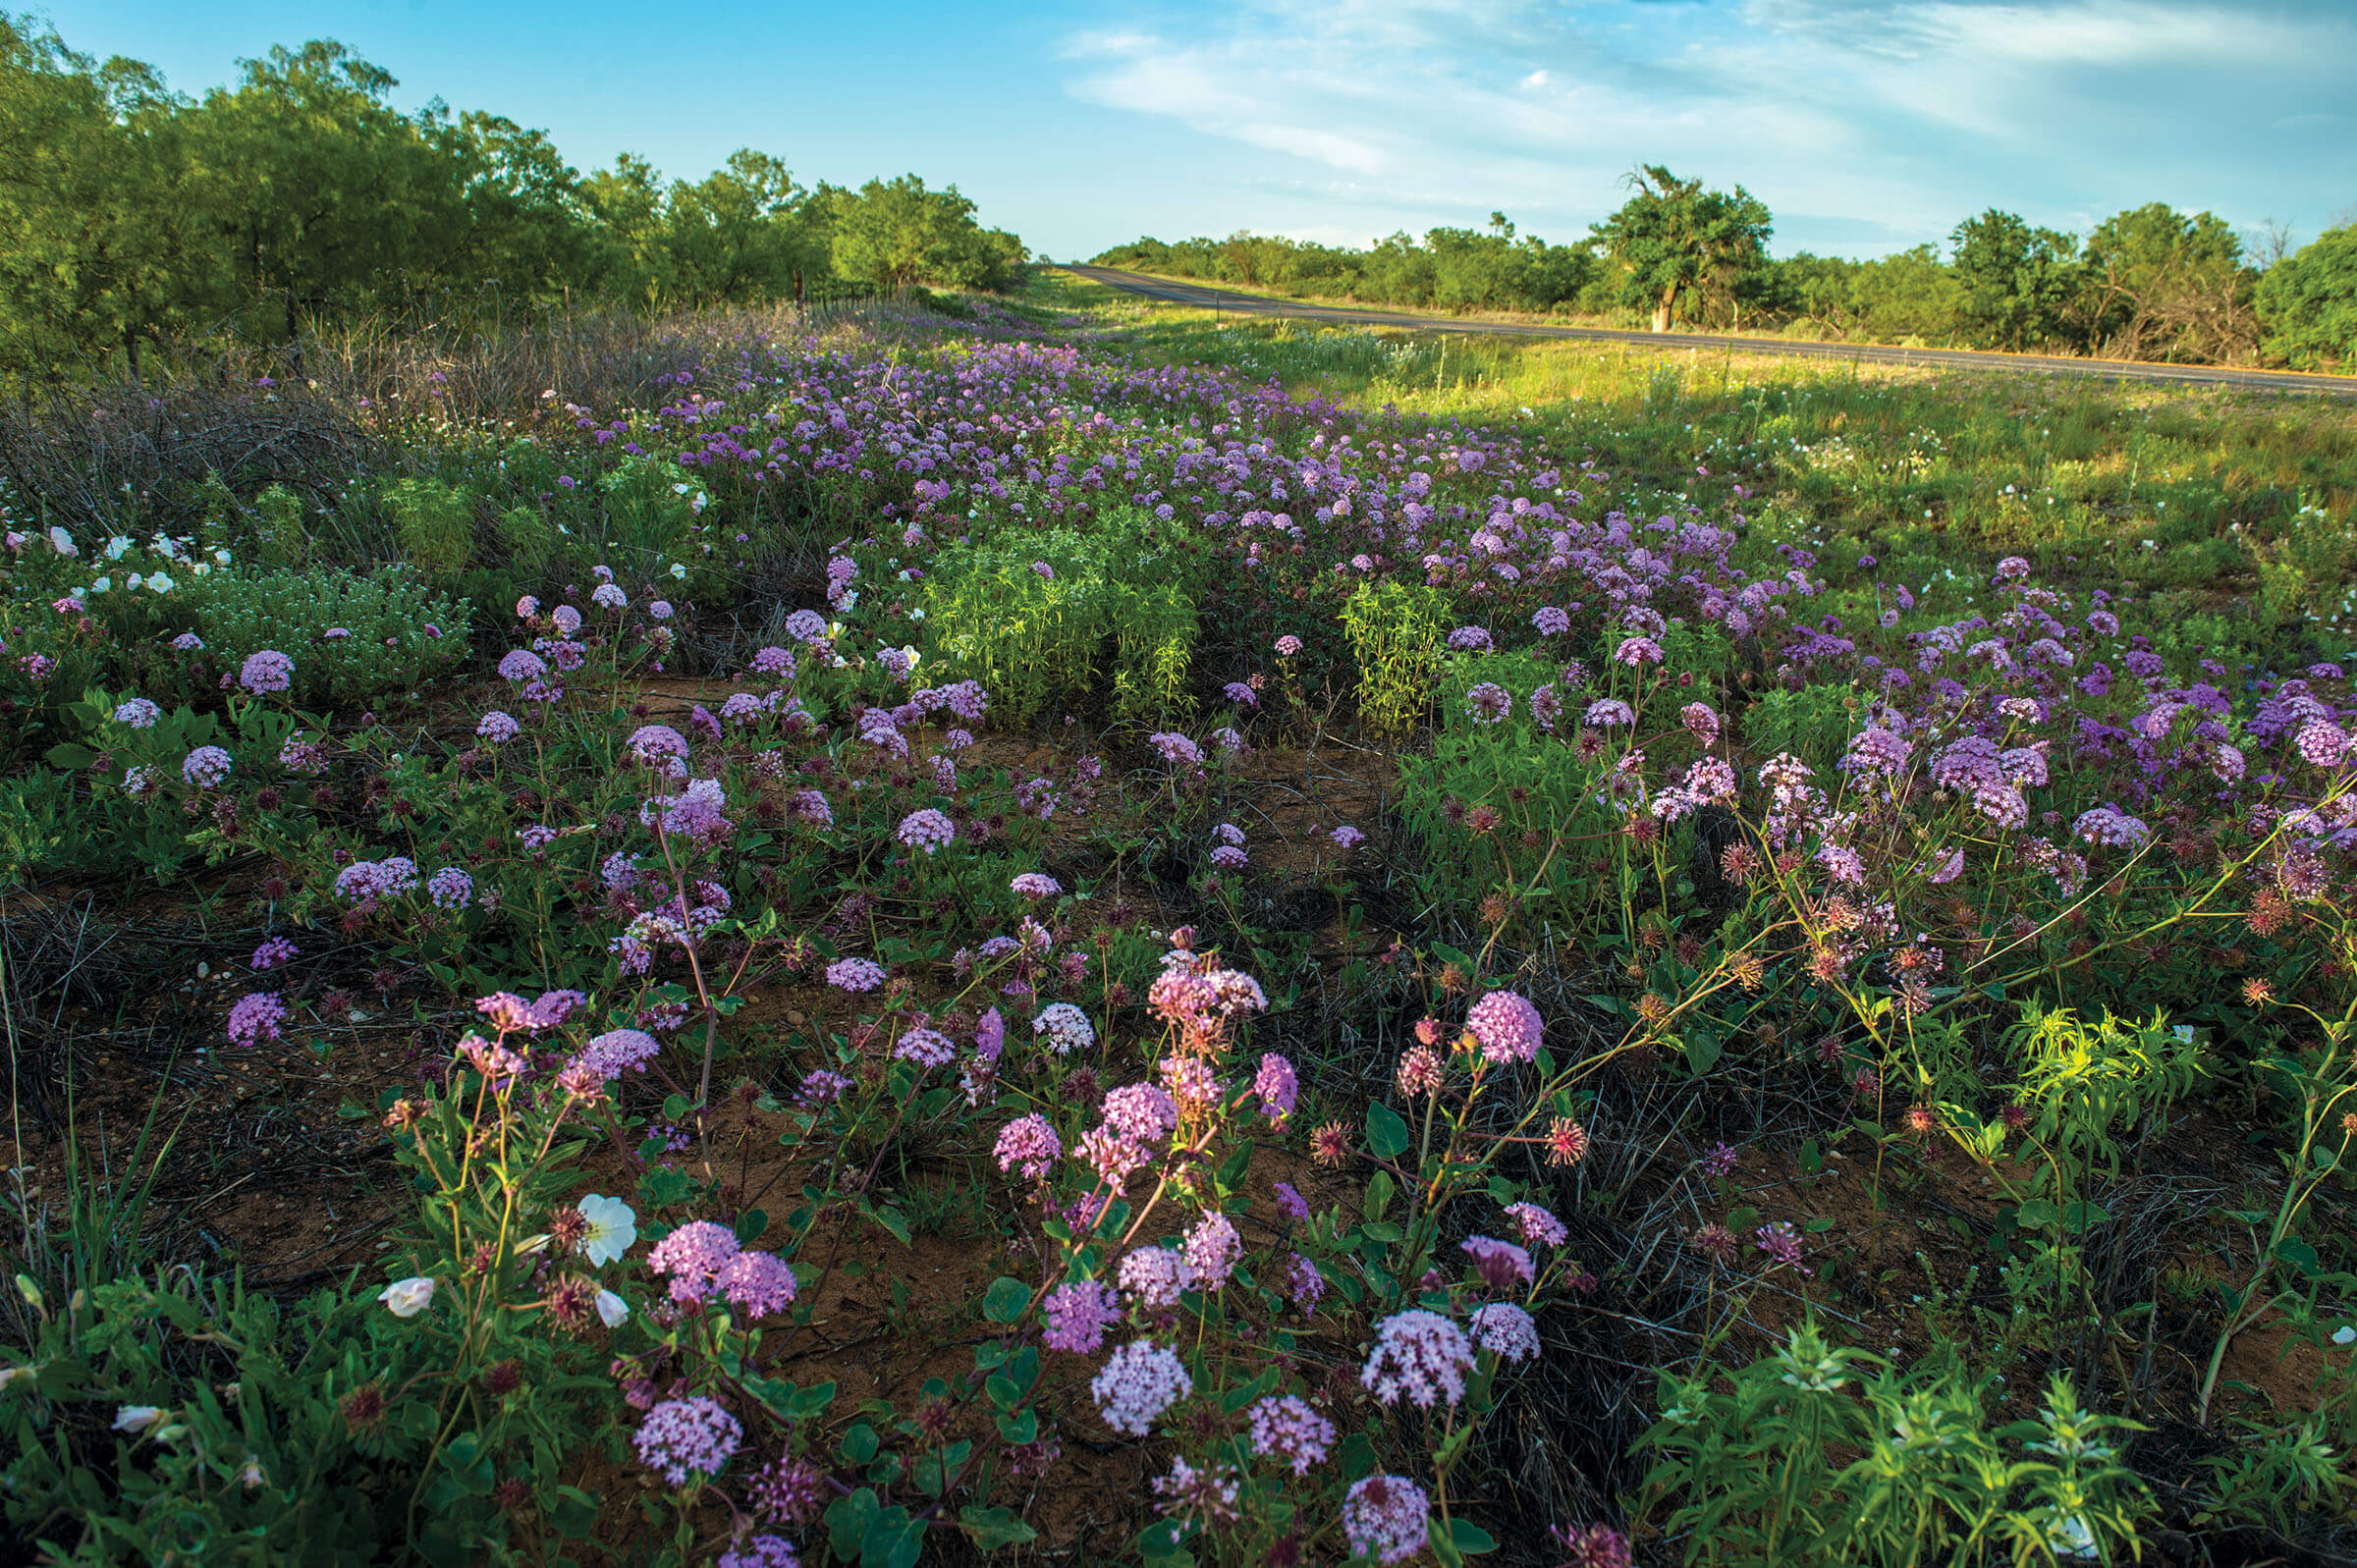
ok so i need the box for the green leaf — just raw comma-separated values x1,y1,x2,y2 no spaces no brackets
1365,1100,1410,1161
995,1408,1037,1445
828,1489,881,1563
981,1276,1031,1324
1359,1220,1404,1244
1450,1518,1499,1553
863,1199,913,1247
1364,1169,1395,1222
1683,1029,1722,1075
862,1505,925,1568
549,1487,600,1539
959,1505,1039,1551
44,743,96,771
735,1209,769,1245
2275,1237,2322,1277
2015,1199,2060,1231
839,1423,880,1465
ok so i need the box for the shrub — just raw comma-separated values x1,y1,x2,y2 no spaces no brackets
1341,579,1451,739
383,476,477,576
921,513,1200,727
192,568,470,704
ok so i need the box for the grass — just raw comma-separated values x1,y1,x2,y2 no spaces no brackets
1040,266,2357,659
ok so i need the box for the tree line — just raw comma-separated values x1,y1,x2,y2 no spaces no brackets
0,17,1027,379
1095,167,2357,370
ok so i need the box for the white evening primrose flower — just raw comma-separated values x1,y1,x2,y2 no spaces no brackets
2333,1325,2356,1346
127,572,143,590
596,1289,630,1328
89,576,110,594
105,535,132,560
113,1405,165,1435
48,526,76,557
578,1195,637,1267
213,548,232,566
669,562,687,579
147,572,174,593
378,1276,436,1318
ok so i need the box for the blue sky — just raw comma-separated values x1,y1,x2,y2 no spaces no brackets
38,0,2357,262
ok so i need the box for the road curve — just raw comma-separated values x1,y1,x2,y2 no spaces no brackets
1064,264,2357,399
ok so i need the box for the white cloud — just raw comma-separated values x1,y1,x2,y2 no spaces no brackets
1054,0,2357,254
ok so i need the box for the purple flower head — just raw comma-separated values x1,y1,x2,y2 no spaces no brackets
896,808,956,854
182,746,233,788
632,1396,741,1487
1042,1279,1122,1354
1468,1300,1540,1361
1091,1339,1191,1435
1246,1394,1335,1475
1343,1475,1430,1566
1183,1211,1243,1289
251,936,298,971
497,649,547,682
826,957,886,993
576,1028,660,1080
1253,1053,1298,1122
1460,1234,1536,1290
226,992,286,1047
238,650,294,695
1117,1246,1195,1308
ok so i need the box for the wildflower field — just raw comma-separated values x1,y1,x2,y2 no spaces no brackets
4,271,2357,1567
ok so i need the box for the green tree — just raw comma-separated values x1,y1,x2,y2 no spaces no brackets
824,175,1023,292
1593,165,1773,332
1849,244,1964,344
2255,224,2357,370
1948,209,2079,351
2074,203,2255,363
0,16,209,377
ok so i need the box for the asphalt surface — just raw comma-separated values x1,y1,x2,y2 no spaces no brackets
1065,264,2357,399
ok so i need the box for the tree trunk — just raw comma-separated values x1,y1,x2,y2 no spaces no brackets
1652,286,1675,334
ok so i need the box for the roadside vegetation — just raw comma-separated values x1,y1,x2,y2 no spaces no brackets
1094,169,2357,370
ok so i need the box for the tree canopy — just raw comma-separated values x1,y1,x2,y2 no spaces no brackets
0,15,1025,378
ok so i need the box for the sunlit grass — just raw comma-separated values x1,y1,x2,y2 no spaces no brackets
1032,268,2357,662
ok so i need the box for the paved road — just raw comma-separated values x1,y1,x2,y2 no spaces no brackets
1065,264,2357,399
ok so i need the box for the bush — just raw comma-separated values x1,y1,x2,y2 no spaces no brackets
921,512,1199,727
192,568,470,705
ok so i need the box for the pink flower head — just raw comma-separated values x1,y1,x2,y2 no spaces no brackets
1361,1309,1475,1408
647,1220,742,1304
577,1028,660,1080
1182,1211,1242,1290
1460,1234,1535,1290
995,1114,1062,1180
182,746,233,788
1275,634,1303,656
716,1251,798,1317
1465,990,1543,1064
